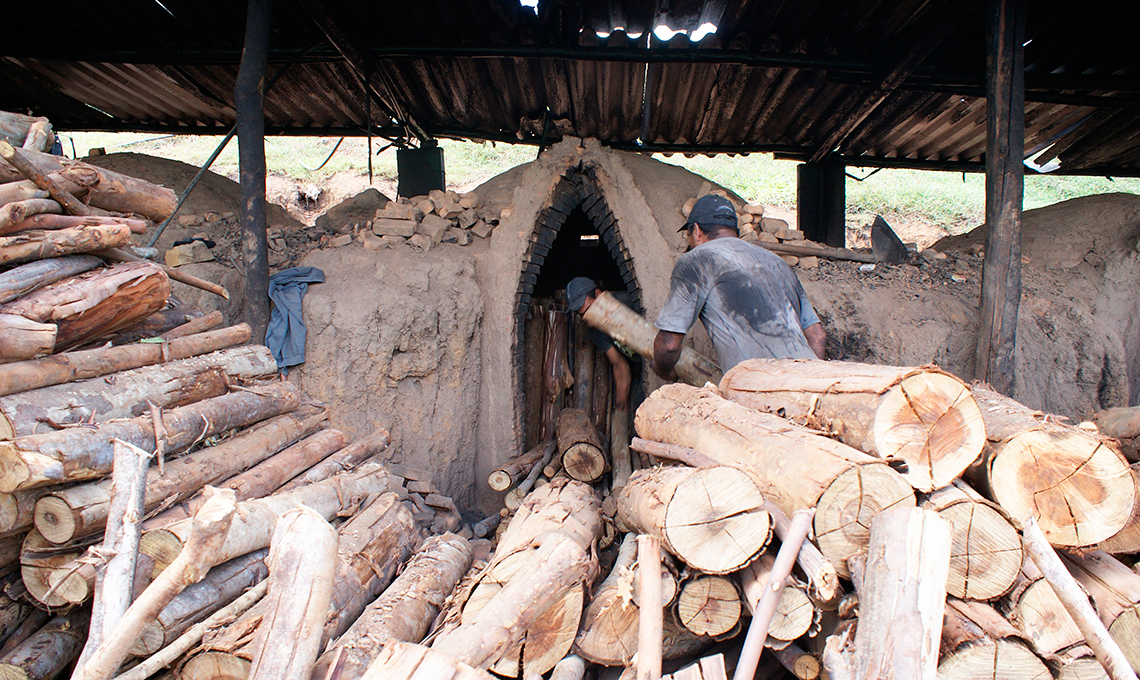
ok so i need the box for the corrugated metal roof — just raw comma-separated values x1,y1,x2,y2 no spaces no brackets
1,0,1139,174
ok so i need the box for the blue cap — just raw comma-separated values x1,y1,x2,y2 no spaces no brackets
566,277,595,312
682,194,738,234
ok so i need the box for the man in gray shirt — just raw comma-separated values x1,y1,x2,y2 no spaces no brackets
653,195,827,379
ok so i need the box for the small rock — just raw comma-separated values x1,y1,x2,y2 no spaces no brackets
798,256,819,269
470,220,494,239
418,214,451,243
710,188,728,198
329,234,354,248
268,237,286,251
456,209,478,229
407,233,434,252
176,214,201,227
435,200,464,220
756,232,779,243
441,228,460,244
775,227,805,241
966,243,985,256
454,229,472,246
221,211,235,221
165,241,214,267
743,203,765,216
375,203,423,221
500,206,513,221
373,218,418,238
920,249,947,261
202,211,222,223
381,235,406,248
267,227,283,239
760,217,788,234
361,232,385,251
192,232,209,240
458,192,481,209
412,197,435,216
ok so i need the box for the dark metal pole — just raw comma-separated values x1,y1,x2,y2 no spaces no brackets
235,0,272,343
976,0,1024,395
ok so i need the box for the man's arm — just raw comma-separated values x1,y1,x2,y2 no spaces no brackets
652,330,686,381
605,346,632,411
804,322,826,360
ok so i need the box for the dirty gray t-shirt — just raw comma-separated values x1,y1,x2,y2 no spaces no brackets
655,237,820,370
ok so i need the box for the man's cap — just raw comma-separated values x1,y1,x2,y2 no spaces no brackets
566,277,595,312
681,194,738,233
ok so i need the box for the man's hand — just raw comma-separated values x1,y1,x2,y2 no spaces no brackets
804,322,827,360
652,330,685,381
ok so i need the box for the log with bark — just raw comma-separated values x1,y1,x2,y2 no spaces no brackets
0,611,88,680
33,405,325,546
556,408,606,483
582,292,720,387
0,323,251,397
524,305,547,450
1,260,170,353
718,359,986,492
937,598,1050,680
0,182,45,210
97,247,229,300
676,573,742,639
273,427,391,493
634,383,915,576
0,112,49,148
970,384,1134,547
1006,553,1085,659
0,608,50,659
0,200,61,234
137,462,389,579
923,480,1022,601
1095,406,1140,462
245,507,339,680
1062,549,1140,673
0,255,102,304
161,310,223,340
489,442,552,492
0,345,278,438
764,502,842,611
738,554,815,643
0,140,93,217
0,380,300,493
21,121,52,153
573,317,595,414
0,148,176,222
0,224,131,266
592,345,612,436
612,407,633,489
574,532,643,666
0,316,53,364
444,477,600,677
540,310,569,442
617,465,769,574
0,214,147,238
312,532,473,680
358,640,495,680
1101,468,1140,555
108,305,204,345
130,549,269,657
19,529,88,608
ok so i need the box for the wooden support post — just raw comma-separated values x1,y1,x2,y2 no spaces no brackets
235,0,271,343
637,534,662,680
976,0,1025,396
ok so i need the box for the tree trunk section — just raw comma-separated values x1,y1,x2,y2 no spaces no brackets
971,384,1134,547
0,182,45,211
0,323,251,398
312,532,473,680
1006,553,1085,658
575,532,643,666
557,408,605,483
738,554,815,642
0,381,300,493
0,345,277,438
489,442,550,492
274,428,391,494
108,305,204,345
1100,468,1140,554
0,611,88,680
0,149,177,222
852,507,951,680
634,383,915,576
573,318,595,414
582,292,720,386
765,501,843,611
1,214,146,237
245,508,338,680
719,359,985,492
138,462,389,579
131,549,269,657
592,345,612,436
0,200,62,235
356,640,495,680
540,310,569,442
0,255,101,305
676,573,741,639
523,305,547,450
34,405,325,546
0,224,130,266
924,480,1022,600
1095,407,1140,462
612,407,632,490
0,113,46,148
1062,549,1140,673
0,316,54,364
617,465,769,574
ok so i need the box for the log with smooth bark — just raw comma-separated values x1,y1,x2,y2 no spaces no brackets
0,345,277,438
0,490,42,538
0,381,300,493
592,345,612,436
1062,549,1140,673
0,608,50,659
851,507,952,680
575,532,643,666
131,549,269,657
161,310,223,340
0,224,129,266
108,305,204,345
274,428,391,493
924,480,1022,601
0,611,88,680
138,462,389,578
573,318,595,413
0,199,61,234
719,359,986,492
637,534,663,680
454,477,600,677
321,493,418,645
738,554,815,642
74,490,237,680
582,291,720,386
612,407,632,489
617,465,769,574
971,384,1135,548
0,323,251,397
0,140,91,217
0,149,176,222
772,644,822,680
0,316,54,364
0,255,102,304
432,532,592,671
34,405,325,546
0,182,45,211
557,407,606,483
1,214,147,237
246,508,339,680
312,533,473,680
359,640,495,680
20,121,52,153
523,306,546,450
489,442,550,492
0,112,45,148
97,247,229,300
1006,553,1085,658
635,383,915,576
0,588,37,649
540,310,569,442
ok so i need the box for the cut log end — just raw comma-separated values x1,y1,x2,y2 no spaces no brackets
874,372,986,492
676,574,741,638
32,496,74,545
814,463,916,577
663,466,770,575
563,443,605,483
0,445,32,494
935,640,1051,680
938,500,1022,600
138,529,183,579
488,470,514,492
180,651,251,680
990,431,1134,547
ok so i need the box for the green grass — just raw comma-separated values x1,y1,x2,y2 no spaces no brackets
60,131,1140,233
